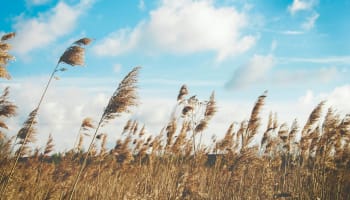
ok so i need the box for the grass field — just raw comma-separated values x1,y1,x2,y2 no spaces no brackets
1,34,350,200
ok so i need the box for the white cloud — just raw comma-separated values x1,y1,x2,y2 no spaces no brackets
299,90,314,105
288,0,316,15
288,0,319,31
298,85,350,116
11,0,94,55
93,0,256,61
226,54,275,89
138,0,146,11
302,12,319,30
324,85,350,113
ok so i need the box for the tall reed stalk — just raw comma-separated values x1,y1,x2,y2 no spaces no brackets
69,66,140,200
0,38,92,197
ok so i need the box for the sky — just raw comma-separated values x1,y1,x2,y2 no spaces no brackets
1,0,349,151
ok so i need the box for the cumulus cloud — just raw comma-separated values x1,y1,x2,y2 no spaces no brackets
288,0,317,15
323,85,350,113
299,85,350,115
93,0,256,61
226,54,275,89
11,0,94,55
298,90,314,105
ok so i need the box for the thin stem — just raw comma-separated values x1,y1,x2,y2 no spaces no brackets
69,118,103,200
73,126,83,152
0,63,60,198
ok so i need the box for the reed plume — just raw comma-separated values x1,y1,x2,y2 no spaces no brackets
300,101,325,164
261,112,275,153
166,119,177,149
16,109,38,155
73,117,95,151
0,87,17,134
0,38,91,196
243,91,267,150
177,84,188,101
217,123,235,152
171,122,188,155
0,32,16,80
278,123,289,153
69,67,140,199
288,119,299,158
122,119,133,134
43,134,54,157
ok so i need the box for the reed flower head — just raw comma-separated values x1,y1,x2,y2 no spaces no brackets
177,84,189,101
59,37,92,66
0,32,16,79
101,67,140,124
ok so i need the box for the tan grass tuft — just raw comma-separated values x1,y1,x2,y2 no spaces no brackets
73,38,93,46
59,37,92,66
101,66,140,124
0,32,16,79
43,134,54,157
1,32,16,41
177,84,188,101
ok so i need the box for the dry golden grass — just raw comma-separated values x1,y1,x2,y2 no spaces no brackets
1,84,349,199
1,37,350,199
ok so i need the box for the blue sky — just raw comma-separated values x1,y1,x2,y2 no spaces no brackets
1,0,349,150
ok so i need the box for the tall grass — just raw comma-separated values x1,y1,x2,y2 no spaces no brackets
0,37,92,196
0,36,349,199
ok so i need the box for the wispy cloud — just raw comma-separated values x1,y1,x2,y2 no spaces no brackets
93,0,256,61
226,54,275,89
11,0,94,55
288,0,317,15
259,28,305,35
138,0,146,11
302,12,319,30
288,0,319,31
281,30,305,35
279,56,350,64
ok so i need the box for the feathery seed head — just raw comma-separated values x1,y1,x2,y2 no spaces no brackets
177,84,189,101
81,117,95,130
101,67,140,124
1,32,16,41
73,38,93,46
59,46,85,66
58,37,92,66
